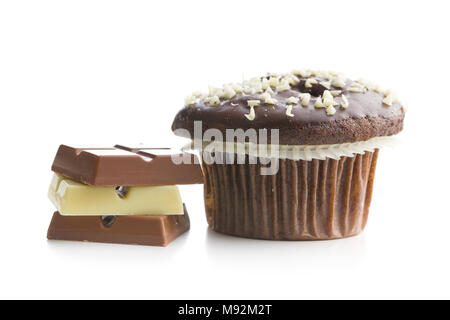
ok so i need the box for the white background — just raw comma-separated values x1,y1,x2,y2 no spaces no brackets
0,0,449,299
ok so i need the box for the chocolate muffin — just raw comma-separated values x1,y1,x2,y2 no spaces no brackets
172,70,405,240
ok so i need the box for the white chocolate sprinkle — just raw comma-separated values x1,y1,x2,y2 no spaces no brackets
382,94,394,106
268,76,280,88
287,75,300,85
276,79,291,92
373,83,382,93
285,105,295,117
261,78,270,90
303,69,314,77
243,86,256,94
208,86,223,97
349,87,365,93
320,71,332,80
383,88,397,98
245,106,255,120
330,90,342,96
260,92,277,105
357,78,371,87
232,83,244,94
323,90,333,100
326,106,336,116
222,85,236,99
305,78,318,88
286,96,299,104
313,70,326,77
328,70,340,76
292,69,312,77
350,81,365,88
332,77,346,88
322,90,334,107
341,94,349,109
184,95,197,106
265,86,275,95
247,100,260,107
315,97,325,108
320,81,331,89
323,98,334,107
249,79,263,92
299,93,311,106
205,95,221,106
260,92,270,101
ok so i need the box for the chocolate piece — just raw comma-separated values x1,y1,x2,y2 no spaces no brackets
47,205,190,246
48,174,184,216
51,145,203,186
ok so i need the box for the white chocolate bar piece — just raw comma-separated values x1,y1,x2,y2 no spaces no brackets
48,174,184,216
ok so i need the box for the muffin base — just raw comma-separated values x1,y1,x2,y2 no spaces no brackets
202,150,379,240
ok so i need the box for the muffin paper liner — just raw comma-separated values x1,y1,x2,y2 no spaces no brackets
201,150,379,240
187,135,397,161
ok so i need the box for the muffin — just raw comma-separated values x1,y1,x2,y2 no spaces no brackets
172,70,405,240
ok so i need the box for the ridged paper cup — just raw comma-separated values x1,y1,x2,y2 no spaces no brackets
201,150,379,240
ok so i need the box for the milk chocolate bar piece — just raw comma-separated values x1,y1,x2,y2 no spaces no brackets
48,174,184,216
47,205,190,246
51,144,203,186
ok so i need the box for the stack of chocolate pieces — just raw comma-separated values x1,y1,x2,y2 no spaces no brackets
47,144,203,246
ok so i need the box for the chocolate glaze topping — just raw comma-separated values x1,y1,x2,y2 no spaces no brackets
172,72,405,145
